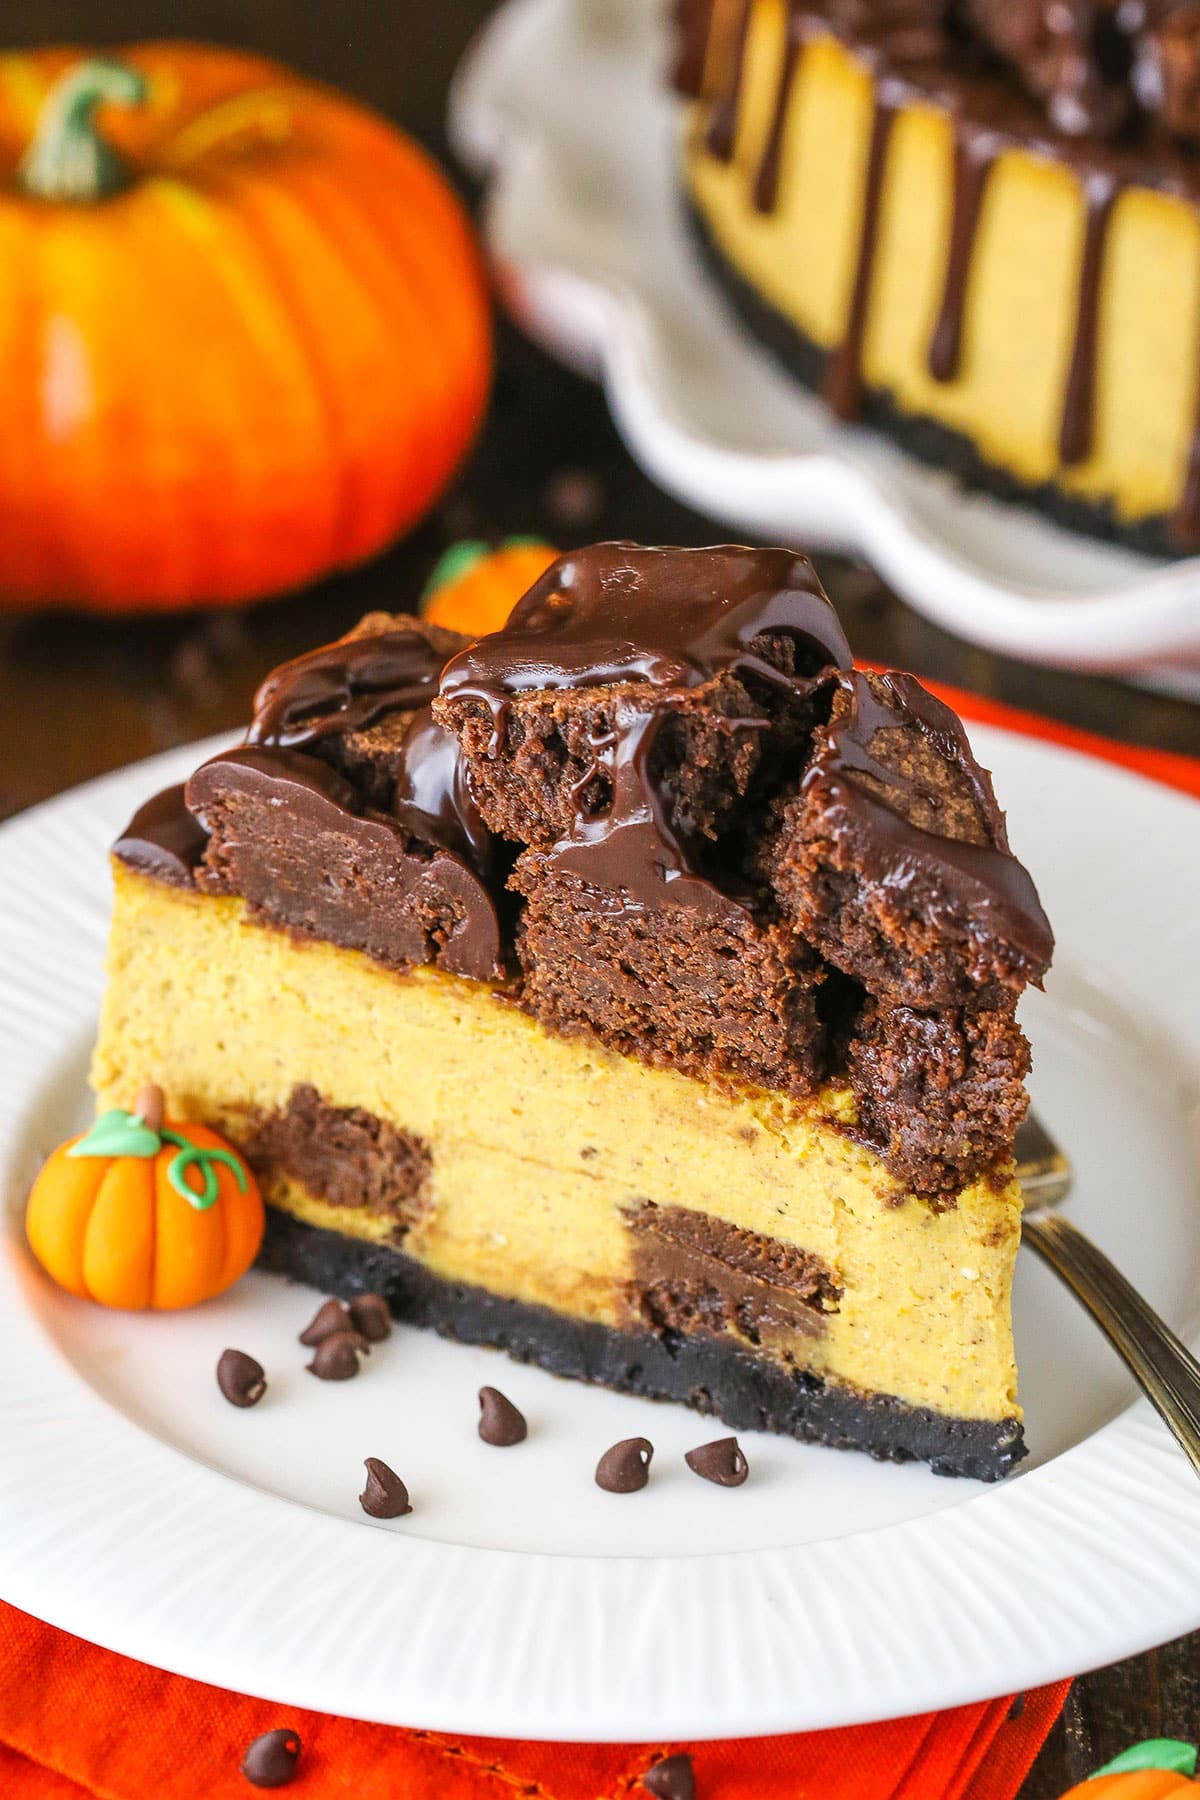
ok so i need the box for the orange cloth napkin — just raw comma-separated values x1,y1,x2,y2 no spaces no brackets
1,683,1195,1800
0,1599,1068,1798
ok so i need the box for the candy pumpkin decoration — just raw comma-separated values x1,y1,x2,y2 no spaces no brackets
1058,1740,1198,1798
0,47,491,610
422,538,557,637
26,1084,263,1309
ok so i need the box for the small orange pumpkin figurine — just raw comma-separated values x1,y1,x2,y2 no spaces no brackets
26,1085,263,1309
1058,1740,1198,1798
422,538,557,638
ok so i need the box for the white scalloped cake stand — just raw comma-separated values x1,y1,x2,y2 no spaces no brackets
449,0,1200,691
1,735,1200,1737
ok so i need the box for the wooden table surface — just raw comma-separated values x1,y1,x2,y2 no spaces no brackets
2,2,1199,1789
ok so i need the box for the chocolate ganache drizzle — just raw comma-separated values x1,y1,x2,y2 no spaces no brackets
248,623,495,882
247,626,446,749
674,0,1200,536
811,670,1054,973
439,543,853,917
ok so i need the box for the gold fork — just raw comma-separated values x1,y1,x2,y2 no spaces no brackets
1017,1113,1200,1476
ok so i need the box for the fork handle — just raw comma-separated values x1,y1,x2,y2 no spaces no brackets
1023,1210,1200,1478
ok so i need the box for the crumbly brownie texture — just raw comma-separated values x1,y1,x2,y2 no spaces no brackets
512,858,827,1096
258,1204,1024,1481
236,1084,432,1228
113,545,1052,1199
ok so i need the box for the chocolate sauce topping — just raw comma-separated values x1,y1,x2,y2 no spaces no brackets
440,543,852,699
391,704,496,880
440,544,852,918
112,783,208,887
247,627,446,749
809,671,1054,970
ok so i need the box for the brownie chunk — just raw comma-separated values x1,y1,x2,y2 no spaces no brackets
439,655,820,854
762,671,1053,1006
186,747,503,982
847,996,1032,1199
237,1084,431,1228
512,854,826,1096
435,543,851,855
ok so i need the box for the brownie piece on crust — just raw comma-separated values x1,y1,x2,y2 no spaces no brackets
762,671,1053,1007
847,997,1032,1200
512,854,826,1096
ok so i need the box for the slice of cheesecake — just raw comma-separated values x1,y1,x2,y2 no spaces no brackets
93,544,1052,1479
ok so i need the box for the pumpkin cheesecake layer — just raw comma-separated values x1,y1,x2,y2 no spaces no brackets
675,2,1200,552
93,545,1052,1478
94,866,1023,1475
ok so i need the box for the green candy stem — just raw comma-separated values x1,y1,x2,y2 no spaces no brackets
66,1108,248,1213
19,58,148,203
1090,1740,1198,1780
159,1130,248,1211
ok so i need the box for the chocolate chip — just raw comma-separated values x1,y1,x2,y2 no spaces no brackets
347,1292,391,1343
241,1726,301,1787
644,1753,695,1800
359,1456,412,1518
298,1297,350,1346
478,1386,527,1446
684,1437,748,1487
216,1348,266,1409
595,1436,653,1493
306,1329,366,1380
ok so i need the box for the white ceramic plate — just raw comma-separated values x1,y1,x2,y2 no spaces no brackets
449,0,1200,687
1,734,1200,1740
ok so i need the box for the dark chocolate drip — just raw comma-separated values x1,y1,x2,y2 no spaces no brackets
1059,170,1120,467
824,91,897,422
673,0,718,97
754,24,802,212
928,128,999,384
112,783,208,888
390,704,496,880
811,672,1053,970
440,543,851,919
248,629,446,749
705,0,751,161
543,700,760,921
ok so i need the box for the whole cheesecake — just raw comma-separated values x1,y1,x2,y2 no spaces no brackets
674,0,1200,553
93,544,1052,1479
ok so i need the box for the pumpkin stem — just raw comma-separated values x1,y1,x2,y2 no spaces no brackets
18,58,148,203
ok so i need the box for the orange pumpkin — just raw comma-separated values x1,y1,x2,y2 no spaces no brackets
26,1085,263,1309
422,538,557,637
0,47,492,611
1059,1741,1198,1798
